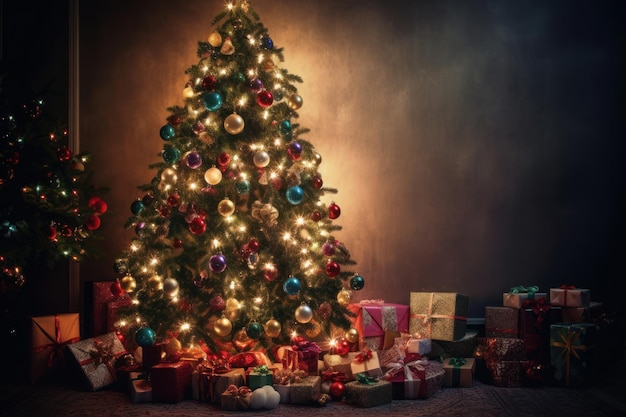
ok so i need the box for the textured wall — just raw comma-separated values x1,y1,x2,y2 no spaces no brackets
79,0,625,317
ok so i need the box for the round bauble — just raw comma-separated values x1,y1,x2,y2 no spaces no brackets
295,304,313,323
185,151,202,169
305,320,322,338
159,124,175,141
246,322,264,339
162,146,180,164
209,253,227,273
209,295,226,311
322,241,336,256
204,166,223,185
329,381,345,400
202,75,218,91
208,31,222,47
130,200,144,215
334,336,351,356
263,264,278,282
233,328,254,351
256,90,273,108
147,274,163,291
85,214,101,231
345,328,360,344
203,91,223,112
350,274,365,290
283,276,301,295
217,199,235,217
213,317,233,337
224,113,245,134
253,150,270,168
189,217,206,235
286,185,304,205
264,319,281,338
135,327,156,347
120,275,136,293
163,278,179,297
287,94,303,110
337,288,352,306
328,203,341,219
318,302,332,319
164,338,182,356
325,261,340,278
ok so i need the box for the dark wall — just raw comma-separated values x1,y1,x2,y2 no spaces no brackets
78,0,626,318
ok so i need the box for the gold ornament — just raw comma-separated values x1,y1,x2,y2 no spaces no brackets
313,152,322,166
163,277,179,297
225,297,240,321
182,86,195,99
147,274,163,291
232,328,254,351
204,167,223,185
214,316,233,337
218,199,236,217
287,94,303,110
220,36,235,55
264,319,281,338
120,274,136,293
164,338,182,356
224,113,245,134
305,320,322,338
208,31,222,47
337,288,352,306
345,328,359,344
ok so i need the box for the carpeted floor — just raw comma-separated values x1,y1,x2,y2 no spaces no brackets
2,378,625,417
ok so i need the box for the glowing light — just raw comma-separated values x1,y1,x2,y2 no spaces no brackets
273,138,282,147
254,297,263,305
181,322,191,331
283,232,291,241
212,239,220,248
189,182,198,191
229,280,236,290
150,257,158,266
238,96,247,107
295,216,305,226
238,225,247,233
290,330,298,339
118,320,128,327
227,3,234,10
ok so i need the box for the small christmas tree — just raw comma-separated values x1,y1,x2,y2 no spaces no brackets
114,1,363,356
0,77,108,296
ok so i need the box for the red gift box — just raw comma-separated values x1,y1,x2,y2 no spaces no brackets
383,358,423,399
89,281,130,337
151,361,194,403
348,301,409,350
106,298,133,333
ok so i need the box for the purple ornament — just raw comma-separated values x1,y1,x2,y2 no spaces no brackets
186,151,202,169
322,241,336,257
288,141,302,157
209,253,227,273
249,78,264,93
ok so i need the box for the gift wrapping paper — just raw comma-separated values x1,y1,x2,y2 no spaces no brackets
247,368,274,390
502,290,547,309
323,352,357,380
88,281,130,337
414,360,445,398
487,360,528,387
484,306,519,338
141,343,163,369
406,337,432,355
409,292,469,341
519,303,554,367
290,376,321,404
561,302,603,323
29,313,80,384
383,359,423,399
430,331,478,359
550,322,597,388
549,286,590,307
105,298,133,333
66,332,127,391
345,379,393,408
350,350,383,378
151,361,194,403
478,337,526,363
195,368,246,404
348,301,409,351
272,367,308,403
442,357,475,387
220,386,251,411
129,372,152,403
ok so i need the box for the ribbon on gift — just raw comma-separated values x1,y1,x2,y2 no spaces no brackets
291,337,321,374
522,296,550,329
359,299,385,305
252,364,270,375
273,367,307,385
355,372,378,385
77,336,123,381
409,293,467,338
507,285,540,300
31,314,80,367
559,284,576,307
449,357,466,387
321,368,349,383
550,326,595,387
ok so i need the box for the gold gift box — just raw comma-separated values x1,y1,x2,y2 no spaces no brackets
409,292,469,341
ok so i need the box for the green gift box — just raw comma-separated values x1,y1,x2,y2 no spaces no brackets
345,378,392,408
247,366,274,390
550,322,597,388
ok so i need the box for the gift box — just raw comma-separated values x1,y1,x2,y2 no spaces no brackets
105,298,133,333
323,352,357,380
150,361,194,403
485,306,519,338
66,332,127,391
350,350,383,378
86,281,130,337
383,358,423,399
442,357,475,387
345,378,392,408
348,301,409,351
29,313,81,384
129,372,152,403
406,337,432,355
194,367,246,404
409,292,469,341
430,331,478,359
502,286,547,309
414,359,445,398
549,286,590,307
519,300,554,367
247,365,273,390
487,360,528,387
272,367,308,403
115,364,142,392
561,302,603,323
141,343,164,369
288,337,321,376
289,375,321,404
221,385,252,411
478,337,526,362
550,322,598,388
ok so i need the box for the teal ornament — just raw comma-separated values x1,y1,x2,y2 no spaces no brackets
283,276,301,295
286,185,304,205
162,146,181,164
234,72,246,82
236,179,250,194
246,322,264,339
350,274,365,290
203,91,223,111
135,327,156,347
159,124,175,141
130,199,145,215
279,120,292,135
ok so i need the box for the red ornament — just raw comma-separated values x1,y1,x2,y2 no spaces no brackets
56,146,72,162
328,203,341,219
256,90,273,108
202,75,217,91
209,295,226,311
270,176,283,190
173,238,183,249
247,238,260,253
116,331,125,344
325,261,340,278
93,199,107,214
263,264,278,282
329,381,345,400
167,114,182,127
47,225,57,241
159,206,171,218
167,193,180,207
110,280,124,297
189,217,206,235
310,210,322,222
334,337,350,356
312,175,323,189
60,224,73,237
217,152,231,167
85,214,101,231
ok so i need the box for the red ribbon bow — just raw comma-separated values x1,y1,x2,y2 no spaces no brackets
355,349,373,363
31,315,80,368
322,368,349,383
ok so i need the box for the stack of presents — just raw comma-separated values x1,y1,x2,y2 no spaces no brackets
27,282,619,409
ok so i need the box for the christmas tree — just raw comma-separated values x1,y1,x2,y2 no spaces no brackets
114,0,363,357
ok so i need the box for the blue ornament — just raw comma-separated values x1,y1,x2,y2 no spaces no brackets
209,253,227,273
236,179,250,194
130,200,145,215
162,146,181,164
159,124,175,141
135,327,156,347
286,185,304,205
261,35,273,50
350,274,365,290
283,277,301,295
203,92,223,111
246,322,264,339
279,120,292,135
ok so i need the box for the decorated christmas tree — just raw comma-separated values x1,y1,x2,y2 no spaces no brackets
114,1,364,358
